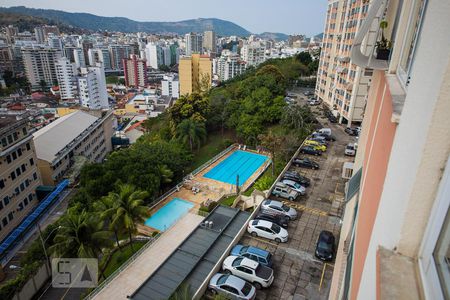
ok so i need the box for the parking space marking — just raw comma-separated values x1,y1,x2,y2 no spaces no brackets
247,235,280,247
281,201,329,216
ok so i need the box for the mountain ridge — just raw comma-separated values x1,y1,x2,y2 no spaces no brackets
0,6,293,39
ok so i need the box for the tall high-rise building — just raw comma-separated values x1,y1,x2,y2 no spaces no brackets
216,50,246,81
185,32,203,56
123,54,147,87
55,57,78,100
241,41,266,66
314,0,373,125
73,48,86,69
88,48,112,70
329,0,450,299
109,44,132,70
0,43,13,74
0,115,42,242
78,64,109,109
203,30,217,54
179,54,211,96
21,45,62,90
34,27,45,44
145,43,163,69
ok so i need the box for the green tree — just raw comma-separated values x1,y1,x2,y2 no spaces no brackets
49,208,113,259
110,184,149,252
296,51,313,65
93,195,122,249
175,119,207,152
258,130,284,176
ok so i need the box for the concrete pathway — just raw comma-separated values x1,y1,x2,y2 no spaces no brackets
92,212,204,300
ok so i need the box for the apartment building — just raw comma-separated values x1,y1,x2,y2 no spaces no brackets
179,53,212,96
315,0,371,125
21,45,62,90
185,32,203,56
203,30,217,54
55,57,78,100
33,110,114,186
145,43,163,69
0,43,13,74
161,74,179,99
216,50,246,81
78,64,109,109
241,41,266,66
109,44,132,70
0,115,42,242
331,0,450,299
88,48,112,70
123,54,147,88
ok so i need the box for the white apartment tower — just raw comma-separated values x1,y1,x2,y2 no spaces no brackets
161,75,179,99
216,50,246,81
78,63,109,109
314,0,372,125
88,48,112,70
241,41,266,66
55,57,78,100
145,43,163,69
21,45,62,90
185,32,203,56
74,48,86,68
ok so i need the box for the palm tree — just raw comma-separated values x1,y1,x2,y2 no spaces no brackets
157,164,174,194
110,184,149,252
93,195,122,249
49,208,113,259
175,119,207,152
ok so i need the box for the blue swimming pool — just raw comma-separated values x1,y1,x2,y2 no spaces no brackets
204,150,268,186
144,198,194,231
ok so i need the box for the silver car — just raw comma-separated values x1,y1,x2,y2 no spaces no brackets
261,199,297,220
209,273,256,300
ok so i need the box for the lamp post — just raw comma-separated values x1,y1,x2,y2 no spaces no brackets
37,224,61,270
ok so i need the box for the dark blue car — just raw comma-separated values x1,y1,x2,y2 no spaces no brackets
230,245,273,267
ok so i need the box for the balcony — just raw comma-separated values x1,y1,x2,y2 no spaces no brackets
350,0,390,70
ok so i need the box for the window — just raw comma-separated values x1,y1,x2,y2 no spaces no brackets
17,148,22,156
22,127,27,135
4,196,9,205
397,0,428,86
7,135,12,144
10,172,16,180
21,164,26,173
1,137,7,147
0,180,4,189
2,217,7,227
26,143,30,151
33,173,37,180
30,158,34,166
6,155,11,163
8,212,13,221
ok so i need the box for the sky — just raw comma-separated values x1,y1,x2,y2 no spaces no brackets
0,0,327,36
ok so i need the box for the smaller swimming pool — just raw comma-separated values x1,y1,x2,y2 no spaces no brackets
144,198,194,231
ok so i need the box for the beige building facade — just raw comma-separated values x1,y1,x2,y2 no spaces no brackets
0,115,42,242
179,54,212,96
33,110,114,186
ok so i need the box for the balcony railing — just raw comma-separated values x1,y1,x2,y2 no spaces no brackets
351,0,389,70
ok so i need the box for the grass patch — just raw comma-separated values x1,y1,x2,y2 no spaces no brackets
102,241,147,278
220,195,237,207
189,131,235,171
242,186,255,196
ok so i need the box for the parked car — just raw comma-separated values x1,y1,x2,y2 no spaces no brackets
271,182,298,201
255,212,289,228
231,244,273,267
316,128,332,136
304,140,327,151
327,114,338,123
308,98,321,106
292,158,319,170
222,256,274,289
283,171,311,187
300,145,322,156
345,127,359,136
315,231,336,261
312,132,336,141
247,219,289,243
345,143,357,156
304,91,314,96
209,273,256,300
286,92,297,98
281,179,306,195
308,137,328,145
261,199,298,220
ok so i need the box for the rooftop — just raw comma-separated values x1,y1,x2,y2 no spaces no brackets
130,205,250,300
33,110,99,162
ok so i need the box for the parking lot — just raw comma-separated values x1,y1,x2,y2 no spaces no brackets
239,88,356,299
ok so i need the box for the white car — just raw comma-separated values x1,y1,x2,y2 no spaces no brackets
281,179,306,195
222,256,274,289
247,219,288,243
261,199,298,220
345,143,357,156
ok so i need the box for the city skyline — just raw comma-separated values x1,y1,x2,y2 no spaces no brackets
0,0,327,36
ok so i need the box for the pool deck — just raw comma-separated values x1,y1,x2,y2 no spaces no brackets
92,212,204,300
145,147,270,231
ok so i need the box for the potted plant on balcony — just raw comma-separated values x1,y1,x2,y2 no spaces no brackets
376,20,392,60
